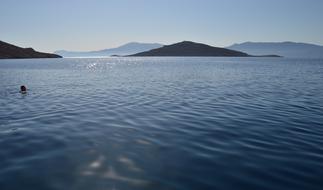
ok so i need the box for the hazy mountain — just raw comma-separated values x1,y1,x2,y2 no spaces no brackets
227,42,323,58
55,42,163,57
130,41,250,57
0,40,61,59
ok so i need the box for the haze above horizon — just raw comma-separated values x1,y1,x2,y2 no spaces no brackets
1,0,323,52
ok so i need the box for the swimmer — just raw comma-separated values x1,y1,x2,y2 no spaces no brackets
20,85,27,93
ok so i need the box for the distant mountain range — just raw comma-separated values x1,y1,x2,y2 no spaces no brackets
227,42,323,58
0,41,61,59
2,40,323,59
56,41,323,58
130,41,251,57
55,42,163,57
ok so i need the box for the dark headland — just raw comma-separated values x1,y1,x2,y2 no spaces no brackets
129,41,281,57
0,40,61,59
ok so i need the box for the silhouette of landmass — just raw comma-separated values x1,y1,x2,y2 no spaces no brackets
227,42,323,58
129,41,251,57
0,40,61,59
55,42,163,57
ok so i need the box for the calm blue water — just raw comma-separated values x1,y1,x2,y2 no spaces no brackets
0,57,323,190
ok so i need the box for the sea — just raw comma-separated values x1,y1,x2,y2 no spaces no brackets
0,57,323,190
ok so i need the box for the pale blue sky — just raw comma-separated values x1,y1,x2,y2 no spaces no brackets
1,0,323,52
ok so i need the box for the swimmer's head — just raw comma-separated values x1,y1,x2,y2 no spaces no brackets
20,85,27,92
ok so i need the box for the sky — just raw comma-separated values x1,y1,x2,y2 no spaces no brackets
1,0,323,52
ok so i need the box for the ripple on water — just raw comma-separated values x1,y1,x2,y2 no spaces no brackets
0,57,323,190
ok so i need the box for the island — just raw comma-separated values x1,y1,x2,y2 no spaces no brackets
0,40,62,59
129,41,251,57
227,41,323,58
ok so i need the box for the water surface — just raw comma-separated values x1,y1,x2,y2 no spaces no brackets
1,57,323,190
